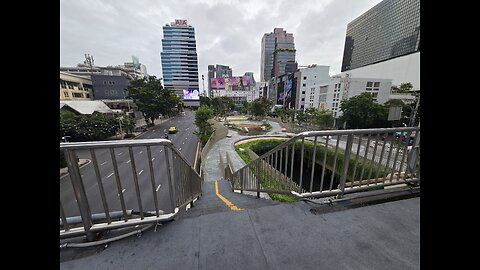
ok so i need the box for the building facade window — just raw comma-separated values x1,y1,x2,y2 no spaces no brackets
64,92,69,97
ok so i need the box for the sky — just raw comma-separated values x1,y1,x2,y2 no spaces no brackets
60,0,383,85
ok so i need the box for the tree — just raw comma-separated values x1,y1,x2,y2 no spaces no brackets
304,107,318,126
121,115,136,135
127,76,180,125
339,92,388,129
239,101,252,115
313,109,334,128
277,107,287,122
200,96,211,107
393,82,414,93
251,97,272,120
210,96,234,120
286,108,295,122
194,105,214,145
60,114,118,141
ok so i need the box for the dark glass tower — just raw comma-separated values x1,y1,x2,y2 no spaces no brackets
261,28,295,81
341,0,420,72
161,19,199,95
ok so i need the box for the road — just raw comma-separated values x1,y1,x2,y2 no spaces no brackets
60,110,199,219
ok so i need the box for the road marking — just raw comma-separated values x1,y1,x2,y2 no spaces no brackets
107,173,114,178
126,160,131,163
193,141,200,171
156,184,161,192
151,157,155,161
138,170,144,175
100,162,107,166
117,152,123,156
215,181,243,211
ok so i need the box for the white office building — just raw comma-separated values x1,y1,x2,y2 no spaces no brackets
294,65,331,110
319,74,392,119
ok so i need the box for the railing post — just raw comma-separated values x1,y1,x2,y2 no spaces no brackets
407,129,421,178
164,146,176,213
240,168,244,194
65,149,95,241
337,134,354,199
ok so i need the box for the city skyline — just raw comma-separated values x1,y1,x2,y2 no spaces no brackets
61,0,383,84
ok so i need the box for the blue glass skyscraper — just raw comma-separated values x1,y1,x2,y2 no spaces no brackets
161,19,199,95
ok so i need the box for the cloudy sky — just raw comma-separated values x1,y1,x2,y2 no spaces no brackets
61,0,382,83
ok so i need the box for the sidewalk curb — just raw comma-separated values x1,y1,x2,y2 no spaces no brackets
60,159,91,179
132,118,171,140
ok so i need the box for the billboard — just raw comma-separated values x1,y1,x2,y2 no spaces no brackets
211,78,225,89
211,76,253,90
183,89,200,100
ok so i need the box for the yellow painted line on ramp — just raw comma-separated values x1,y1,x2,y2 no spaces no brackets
193,141,200,171
215,181,243,211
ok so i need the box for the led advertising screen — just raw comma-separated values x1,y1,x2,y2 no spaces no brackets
183,89,200,100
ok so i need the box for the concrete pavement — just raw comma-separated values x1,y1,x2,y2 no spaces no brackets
60,179,420,269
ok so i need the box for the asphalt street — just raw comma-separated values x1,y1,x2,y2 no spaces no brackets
60,110,199,219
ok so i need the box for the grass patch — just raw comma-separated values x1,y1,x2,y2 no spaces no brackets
234,143,252,164
235,138,299,203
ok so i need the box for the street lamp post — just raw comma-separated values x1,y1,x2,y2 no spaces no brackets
201,74,205,96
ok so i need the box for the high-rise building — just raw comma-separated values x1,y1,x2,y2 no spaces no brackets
260,28,295,81
161,19,199,96
341,0,420,72
207,64,232,98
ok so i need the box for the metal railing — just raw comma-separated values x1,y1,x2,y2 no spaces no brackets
227,126,420,199
60,139,202,241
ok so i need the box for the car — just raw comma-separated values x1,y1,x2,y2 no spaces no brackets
168,126,178,134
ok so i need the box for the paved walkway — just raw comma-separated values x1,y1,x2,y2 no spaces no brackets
60,179,420,269
203,119,285,182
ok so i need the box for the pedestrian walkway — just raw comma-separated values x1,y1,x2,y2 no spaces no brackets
60,119,420,269
203,119,285,182
60,180,420,269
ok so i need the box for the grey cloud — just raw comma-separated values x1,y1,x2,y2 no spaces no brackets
61,0,382,82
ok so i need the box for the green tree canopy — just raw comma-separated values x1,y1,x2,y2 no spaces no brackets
339,92,388,129
313,109,334,128
60,114,118,141
210,96,234,119
194,105,214,145
251,97,272,120
126,76,180,125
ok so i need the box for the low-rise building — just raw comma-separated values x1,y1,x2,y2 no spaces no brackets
60,72,93,101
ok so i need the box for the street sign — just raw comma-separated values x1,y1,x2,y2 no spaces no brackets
388,106,402,121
